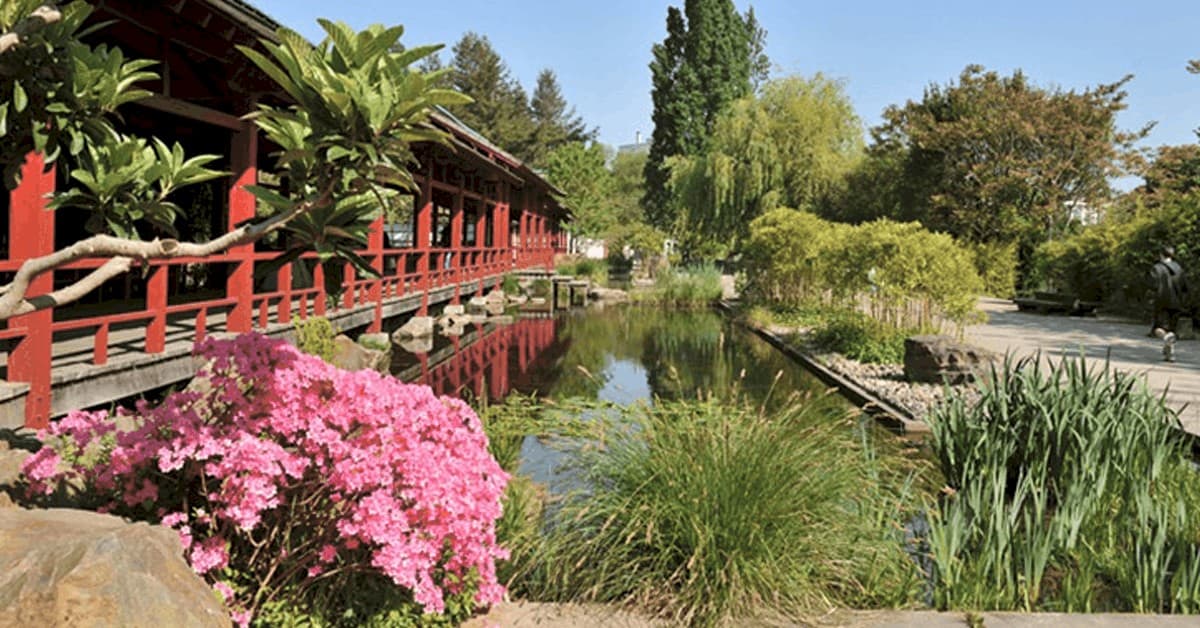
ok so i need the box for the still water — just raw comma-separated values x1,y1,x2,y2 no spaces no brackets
390,305,853,489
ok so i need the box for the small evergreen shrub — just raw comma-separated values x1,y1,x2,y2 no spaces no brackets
811,310,915,364
500,274,520,295
294,316,337,362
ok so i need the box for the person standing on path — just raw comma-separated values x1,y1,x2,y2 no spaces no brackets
1151,245,1189,362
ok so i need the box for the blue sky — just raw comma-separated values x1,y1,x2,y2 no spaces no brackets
252,0,1200,161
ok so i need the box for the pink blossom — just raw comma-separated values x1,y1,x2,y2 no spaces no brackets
24,332,509,623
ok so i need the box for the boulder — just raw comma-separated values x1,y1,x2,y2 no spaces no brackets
392,316,434,341
589,287,630,303
443,304,466,317
440,323,466,338
437,313,473,330
331,335,390,374
357,333,390,352
0,442,30,510
398,336,433,355
0,508,230,627
507,294,528,306
466,296,490,316
904,335,997,385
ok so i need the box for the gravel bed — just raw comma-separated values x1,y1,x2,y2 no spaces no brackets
771,328,981,424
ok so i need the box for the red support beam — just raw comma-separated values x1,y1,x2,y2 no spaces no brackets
146,265,168,353
226,120,257,333
450,186,464,303
8,153,55,428
415,168,433,315
367,214,385,333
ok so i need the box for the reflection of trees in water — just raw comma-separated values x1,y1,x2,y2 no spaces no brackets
536,307,843,415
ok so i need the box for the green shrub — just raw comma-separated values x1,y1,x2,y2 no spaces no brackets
928,355,1200,612
357,334,390,352
968,240,1018,298
501,274,521,294
529,279,551,298
811,310,917,364
508,397,925,625
294,316,337,362
556,258,608,286
742,209,984,328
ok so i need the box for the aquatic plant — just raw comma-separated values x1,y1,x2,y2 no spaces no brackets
24,333,508,625
642,264,723,306
506,396,926,626
927,354,1200,613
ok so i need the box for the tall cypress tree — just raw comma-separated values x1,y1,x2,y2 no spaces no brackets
643,0,763,228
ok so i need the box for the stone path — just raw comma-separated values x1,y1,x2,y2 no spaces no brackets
463,603,1200,627
965,298,1200,436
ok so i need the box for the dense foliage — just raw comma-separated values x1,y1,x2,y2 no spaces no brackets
436,33,594,165
928,356,1200,612
24,334,509,626
853,66,1146,249
743,208,983,328
644,0,765,226
667,75,863,248
541,142,616,239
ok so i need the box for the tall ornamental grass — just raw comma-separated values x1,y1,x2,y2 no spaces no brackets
506,396,926,626
927,355,1200,613
643,264,724,306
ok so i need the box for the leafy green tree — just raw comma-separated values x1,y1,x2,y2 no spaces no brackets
1140,144,1200,205
527,69,595,166
611,150,648,226
871,65,1147,246
444,32,534,158
542,142,616,239
668,75,863,248
643,0,764,228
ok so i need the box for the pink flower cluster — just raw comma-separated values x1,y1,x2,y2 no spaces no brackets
23,332,509,620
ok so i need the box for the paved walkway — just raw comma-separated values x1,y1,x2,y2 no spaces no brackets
463,603,1200,627
965,298,1200,436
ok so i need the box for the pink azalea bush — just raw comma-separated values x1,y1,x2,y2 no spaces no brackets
23,333,509,624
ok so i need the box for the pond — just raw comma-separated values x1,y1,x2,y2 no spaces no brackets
390,305,857,491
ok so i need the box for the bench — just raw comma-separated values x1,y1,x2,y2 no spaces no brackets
1012,292,1100,316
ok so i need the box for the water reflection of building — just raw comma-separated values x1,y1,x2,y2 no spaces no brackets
402,317,561,400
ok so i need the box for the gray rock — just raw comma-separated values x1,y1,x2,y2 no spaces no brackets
507,295,528,306
392,316,434,341
0,508,230,627
466,296,490,316
440,324,466,338
438,313,473,330
399,336,433,355
904,335,997,385
443,304,466,317
331,335,390,374
589,287,630,303
0,446,29,510
357,333,390,352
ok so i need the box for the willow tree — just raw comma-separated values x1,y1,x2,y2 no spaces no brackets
0,1,465,319
667,74,862,250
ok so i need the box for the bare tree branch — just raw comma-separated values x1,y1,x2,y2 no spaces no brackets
0,5,63,56
0,197,318,320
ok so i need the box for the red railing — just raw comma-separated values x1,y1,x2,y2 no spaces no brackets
2,228,562,430
414,315,559,400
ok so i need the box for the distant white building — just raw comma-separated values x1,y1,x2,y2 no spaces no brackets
1065,200,1103,226
617,131,650,156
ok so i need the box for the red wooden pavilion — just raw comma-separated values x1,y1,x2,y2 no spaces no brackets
2,0,568,429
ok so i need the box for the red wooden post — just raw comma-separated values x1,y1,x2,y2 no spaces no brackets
278,264,292,324
258,297,270,329
314,264,327,316
450,186,464,303
227,121,258,333
9,153,56,429
196,307,208,343
342,263,355,310
146,264,168,353
94,323,109,366
367,214,385,333
415,168,433,315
